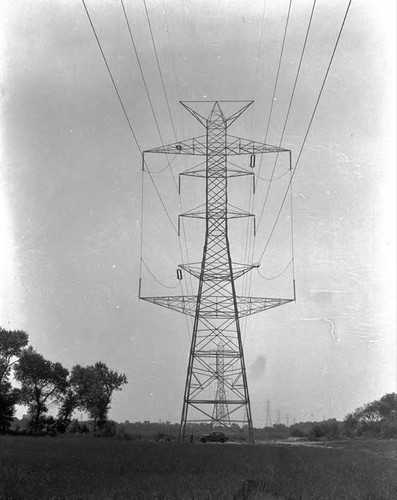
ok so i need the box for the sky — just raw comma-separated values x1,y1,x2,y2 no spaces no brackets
0,0,395,426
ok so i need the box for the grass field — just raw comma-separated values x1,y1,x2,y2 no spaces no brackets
1,436,396,499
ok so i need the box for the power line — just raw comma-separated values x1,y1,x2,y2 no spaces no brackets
120,0,165,148
242,0,292,328
83,1,188,288
258,0,292,176
137,0,194,302
142,259,180,289
161,0,185,137
145,163,178,234
81,0,141,155
142,0,178,142
256,0,317,232
250,0,268,134
120,0,182,196
139,159,145,283
251,0,317,303
257,259,292,281
148,155,178,174
289,167,296,292
257,0,353,263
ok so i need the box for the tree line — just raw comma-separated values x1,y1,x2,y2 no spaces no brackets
0,327,127,434
343,392,397,438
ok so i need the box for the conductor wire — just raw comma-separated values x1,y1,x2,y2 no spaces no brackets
257,0,353,263
256,0,317,232
142,0,178,142
81,0,142,155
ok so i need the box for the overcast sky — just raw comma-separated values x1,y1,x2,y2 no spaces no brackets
0,0,395,426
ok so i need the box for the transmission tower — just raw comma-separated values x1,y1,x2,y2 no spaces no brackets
213,342,231,427
265,400,272,427
140,101,293,442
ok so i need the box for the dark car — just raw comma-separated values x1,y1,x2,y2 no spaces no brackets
200,431,229,443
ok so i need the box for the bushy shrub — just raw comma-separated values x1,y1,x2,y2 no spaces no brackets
94,420,116,437
154,432,174,442
343,393,397,439
290,428,307,438
381,419,397,438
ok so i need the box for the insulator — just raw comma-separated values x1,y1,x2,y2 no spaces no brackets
250,154,256,168
176,269,183,280
176,144,182,152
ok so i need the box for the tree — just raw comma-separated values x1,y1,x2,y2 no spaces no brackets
0,328,29,384
14,347,69,431
0,382,20,433
70,362,127,431
344,393,397,438
378,393,397,420
57,388,79,429
0,328,28,432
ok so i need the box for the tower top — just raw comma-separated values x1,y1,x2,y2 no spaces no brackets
180,100,253,127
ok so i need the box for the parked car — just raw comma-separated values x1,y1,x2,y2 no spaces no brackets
200,431,228,443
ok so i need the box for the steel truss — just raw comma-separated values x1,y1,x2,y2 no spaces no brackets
140,101,293,442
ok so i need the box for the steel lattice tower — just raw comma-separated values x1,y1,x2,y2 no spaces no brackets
140,101,293,442
213,342,231,427
265,400,272,428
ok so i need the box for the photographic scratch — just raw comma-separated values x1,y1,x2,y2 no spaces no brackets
301,317,340,342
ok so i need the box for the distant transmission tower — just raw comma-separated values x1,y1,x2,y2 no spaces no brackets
265,400,272,427
140,101,293,442
213,342,231,427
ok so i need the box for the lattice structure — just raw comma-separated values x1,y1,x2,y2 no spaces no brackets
265,400,272,427
213,342,231,426
140,101,293,442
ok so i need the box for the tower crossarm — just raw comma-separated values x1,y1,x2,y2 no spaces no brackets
226,135,290,155
178,203,254,221
144,135,290,157
140,295,293,318
180,167,253,179
145,136,207,156
179,262,259,281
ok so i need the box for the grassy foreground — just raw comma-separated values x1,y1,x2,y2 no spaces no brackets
1,436,396,499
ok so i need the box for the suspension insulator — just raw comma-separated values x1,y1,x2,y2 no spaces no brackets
176,269,183,280
250,154,256,168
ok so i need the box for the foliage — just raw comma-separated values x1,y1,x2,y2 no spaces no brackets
57,388,79,427
68,419,89,434
70,362,127,430
308,419,340,441
0,382,20,433
0,328,28,433
290,427,307,438
0,328,29,384
344,393,397,438
14,347,69,431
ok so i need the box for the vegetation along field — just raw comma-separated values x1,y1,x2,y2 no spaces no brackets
1,436,397,500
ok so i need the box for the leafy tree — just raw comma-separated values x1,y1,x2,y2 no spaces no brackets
0,328,29,384
0,328,28,432
70,362,127,431
14,347,69,431
57,388,79,428
344,393,397,438
378,393,397,420
0,382,20,433
308,419,339,441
